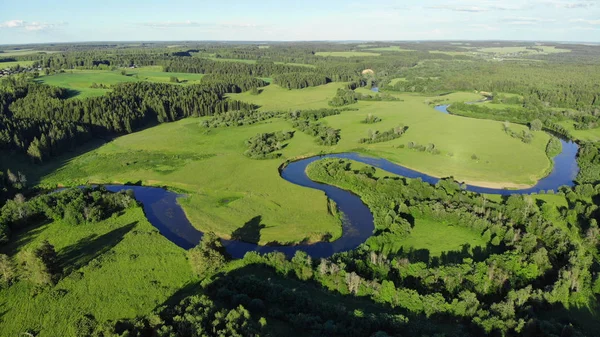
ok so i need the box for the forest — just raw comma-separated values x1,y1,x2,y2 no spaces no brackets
0,41,600,337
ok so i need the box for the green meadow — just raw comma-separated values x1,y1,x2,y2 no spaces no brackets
364,46,415,52
0,60,35,68
28,81,553,245
37,67,205,98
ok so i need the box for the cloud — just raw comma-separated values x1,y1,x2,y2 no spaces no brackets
468,23,499,31
570,18,600,25
428,5,490,12
0,19,66,31
539,0,596,8
501,16,557,25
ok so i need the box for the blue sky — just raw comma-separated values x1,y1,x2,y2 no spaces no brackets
1,0,599,44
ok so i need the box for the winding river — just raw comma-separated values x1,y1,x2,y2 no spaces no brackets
102,106,579,257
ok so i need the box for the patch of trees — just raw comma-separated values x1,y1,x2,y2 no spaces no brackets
361,113,382,124
2,78,254,161
576,142,600,184
0,187,137,246
201,109,282,128
503,122,534,144
546,136,562,158
244,131,294,159
273,73,329,89
163,57,316,77
291,119,340,146
329,88,400,107
359,125,407,144
304,158,599,336
404,141,441,155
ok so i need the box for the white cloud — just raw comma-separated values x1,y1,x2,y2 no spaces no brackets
570,18,600,25
501,16,556,25
0,19,66,31
539,0,597,8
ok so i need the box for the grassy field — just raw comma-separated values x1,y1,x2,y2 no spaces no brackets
37,67,205,99
558,120,600,142
391,217,486,256
388,78,407,86
27,83,552,244
0,206,193,337
315,51,380,57
0,60,35,68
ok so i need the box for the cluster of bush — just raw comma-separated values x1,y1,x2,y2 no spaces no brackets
359,125,408,144
201,109,282,128
244,131,294,159
361,113,382,124
503,122,534,143
402,141,441,155
291,119,340,146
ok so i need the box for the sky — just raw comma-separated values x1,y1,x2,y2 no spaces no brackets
1,0,599,44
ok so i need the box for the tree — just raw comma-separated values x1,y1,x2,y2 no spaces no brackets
21,240,62,286
169,76,179,83
0,254,16,286
188,232,228,276
530,119,543,131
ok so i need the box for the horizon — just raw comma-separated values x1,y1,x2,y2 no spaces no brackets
1,0,600,44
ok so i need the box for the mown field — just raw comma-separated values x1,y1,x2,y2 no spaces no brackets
37,67,205,98
24,81,554,245
0,206,193,337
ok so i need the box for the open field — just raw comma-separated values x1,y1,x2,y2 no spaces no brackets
0,60,35,68
0,206,192,337
37,67,205,98
315,51,380,57
558,120,600,142
388,217,486,256
29,83,553,244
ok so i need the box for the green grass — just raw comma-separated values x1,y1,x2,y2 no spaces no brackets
274,61,316,68
0,60,35,68
37,67,205,99
558,120,600,142
30,84,551,244
0,206,193,337
315,51,380,57
393,217,486,256
388,78,407,86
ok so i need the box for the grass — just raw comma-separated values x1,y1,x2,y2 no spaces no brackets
393,217,486,256
0,206,193,337
0,60,35,68
37,67,205,99
388,78,407,86
558,120,600,142
315,51,380,57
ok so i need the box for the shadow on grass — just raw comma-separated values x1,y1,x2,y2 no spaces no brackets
230,216,265,244
0,218,52,256
59,222,137,275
